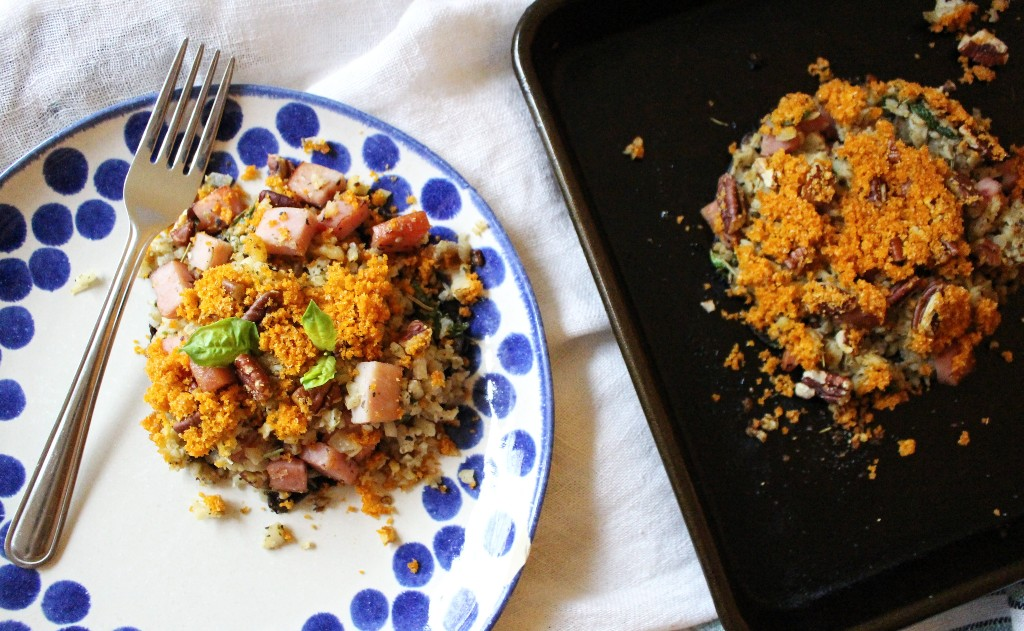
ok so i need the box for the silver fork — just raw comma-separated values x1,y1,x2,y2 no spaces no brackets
4,39,235,569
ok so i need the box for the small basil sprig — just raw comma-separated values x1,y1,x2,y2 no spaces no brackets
180,317,259,366
301,300,337,351
300,354,337,389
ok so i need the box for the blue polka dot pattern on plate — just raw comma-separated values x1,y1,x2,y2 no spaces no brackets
0,307,32,350
391,591,429,631
0,454,25,497
370,175,413,214
429,226,458,243
0,205,27,253
432,525,466,572
422,476,462,521
0,379,26,421
29,248,70,291
206,151,239,180
0,564,40,610
443,589,478,631
463,341,482,375
475,247,505,289
214,98,244,141
277,102,319,148
350,589,388,631
420,179,461,221
43,147,89,196
457,455,484,499
467,298,500,339
472,373,516,420
311,141,351,174
41,580,90,624
93,159,129,201
392,543,434,588
447,406,482,450
75,199,116,240
483,512,516,558
238,127,279,168
362,134,400,172
301,612,343,631
498,333,533,375
502,429,537,477
0,621,30,631
32,204,74,246
123,110,150,153
0,259,32,302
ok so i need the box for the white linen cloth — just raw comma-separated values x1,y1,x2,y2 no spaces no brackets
0,1,1019,630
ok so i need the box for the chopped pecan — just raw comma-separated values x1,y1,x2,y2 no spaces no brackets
170,208,199,246
267,154,293,179
798,369,852,404
173,412,202,435
889,236,905,263
973,238,1002,267
242,290,283,324
912,282,944,330
258,189,298,208
886,277,920,306
716,173,745,236
234,353,273,403
958,29,1009,67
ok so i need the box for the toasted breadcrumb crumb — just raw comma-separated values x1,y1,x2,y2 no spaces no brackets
723,343,745,370
190,492,227,519
240,164,261,181
262,523,295,549
302,137,331,154
407,559,420,574
623,136,645,160
898,439,917,457
1001,350,1014,363
958,430,971,446
807,57,834,82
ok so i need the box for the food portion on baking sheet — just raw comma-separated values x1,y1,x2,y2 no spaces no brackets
699,73,1024,447
138,155,483,517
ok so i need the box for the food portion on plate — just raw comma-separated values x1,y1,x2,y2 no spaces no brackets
700,76,1024,445
139,155,484,515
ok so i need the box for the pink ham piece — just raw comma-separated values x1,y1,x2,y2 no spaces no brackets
350,361,404,424
318,197,370,239
975,177,1002,200
266,459,309,493
370,210,430,254
760,131,804,156
150,260,194,318
189,358,236,392
255,207,319,257
161,333,186,353
932,343,976,386
287,162,346,208
187,232,233,271
796,107,835,135
190,186,248,232
300,442,360,485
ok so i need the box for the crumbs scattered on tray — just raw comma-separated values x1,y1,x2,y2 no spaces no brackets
898,438,917,457
923,0,1011,83
623,136,645,160
807,57,834,82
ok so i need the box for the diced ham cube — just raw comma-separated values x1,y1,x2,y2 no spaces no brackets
300,442,360,485
266,459,309,493
287,162,346,208
160,332,186,353
187,232,233,271
760,131,804,156
349,361,404,424
189,359,237,392
190,186,248,233
150,260,194,318
370,211,430,254
318,196,370,239
255,207,319,257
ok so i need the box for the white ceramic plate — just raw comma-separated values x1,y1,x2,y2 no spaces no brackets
0,86,552,631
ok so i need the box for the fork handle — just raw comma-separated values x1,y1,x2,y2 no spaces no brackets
4,231,146,568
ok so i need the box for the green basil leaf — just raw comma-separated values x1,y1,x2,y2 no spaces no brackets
180,317,260,367
300,354,337,389
302,300,337,351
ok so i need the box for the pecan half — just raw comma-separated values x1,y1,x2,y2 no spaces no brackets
798,369,852,404
242,290,283,324
234,353,273,403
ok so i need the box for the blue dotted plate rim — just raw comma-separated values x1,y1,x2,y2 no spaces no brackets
0,84,554,630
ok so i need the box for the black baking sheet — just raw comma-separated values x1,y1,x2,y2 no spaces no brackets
513,1,1024,629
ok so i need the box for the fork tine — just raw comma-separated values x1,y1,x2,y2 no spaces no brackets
171,49,220,171
156,43,204,166
189,55,235,175
137,38,189,159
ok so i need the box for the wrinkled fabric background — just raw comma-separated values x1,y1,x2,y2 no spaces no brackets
1,1,1020,629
